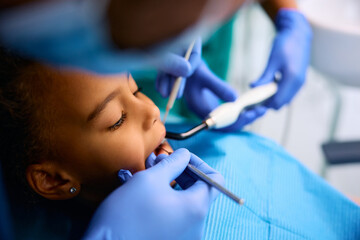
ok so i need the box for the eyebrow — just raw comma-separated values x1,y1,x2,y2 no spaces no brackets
87,90,120,122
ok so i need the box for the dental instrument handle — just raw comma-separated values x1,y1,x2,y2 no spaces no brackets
162,40,196,123
186,164,244,205
165,82,277,140
206,81,278,129
165,73,281,140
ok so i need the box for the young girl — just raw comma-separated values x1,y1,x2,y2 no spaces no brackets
0,48,173,238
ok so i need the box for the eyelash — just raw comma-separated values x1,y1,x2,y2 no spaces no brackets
133,87,142,96
108,87,141,131
109,111,127,131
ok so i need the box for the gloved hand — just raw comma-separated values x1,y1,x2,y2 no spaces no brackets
183,60,267,131
83,148,224,240
146,150,224,191
251,9,312,110
156,38,202,98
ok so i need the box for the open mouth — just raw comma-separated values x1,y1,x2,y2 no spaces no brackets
154,140,173,156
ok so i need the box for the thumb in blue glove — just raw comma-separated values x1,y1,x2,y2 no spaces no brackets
156,38,202,98
251,9,312,110
83,148,223,240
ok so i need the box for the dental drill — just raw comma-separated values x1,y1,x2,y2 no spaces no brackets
166,75,280,140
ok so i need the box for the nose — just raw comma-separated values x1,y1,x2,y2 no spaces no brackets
141,102,161,131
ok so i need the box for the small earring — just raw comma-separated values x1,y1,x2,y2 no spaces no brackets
69,187,77,194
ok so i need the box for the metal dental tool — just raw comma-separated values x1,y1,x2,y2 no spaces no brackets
186,163,245,205
158,145,244,205
162,40,196,123
166,73,281,140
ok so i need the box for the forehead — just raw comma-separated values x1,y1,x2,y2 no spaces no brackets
40,67,129,122
47,68,129,97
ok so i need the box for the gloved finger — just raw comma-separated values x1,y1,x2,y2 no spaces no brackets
181,154,225,205
218,106,267,132
189,154,224,185
250,61,283,109
156,72,172,98
175,153,208,189
117,169,133,184
264,70,302,110
145,153,168,169
149,148,191,182
157,75,186,99
154,154,169,165
157,53,192,77
182,174,221,208
199,63,237,102
176,153,224,191
250,66,280,88
186,37,202,76
145,152,156,169
156,72,187,99
185,89,219,119
156,38,202,98
242,106,267,125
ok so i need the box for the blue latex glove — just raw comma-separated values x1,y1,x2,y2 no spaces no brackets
83,148,223,240
146,151,224,191
183,60,267,131
251,9,312,110
190,9,311,131
156,38,202,98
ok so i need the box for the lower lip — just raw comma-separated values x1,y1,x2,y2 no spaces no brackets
154,128,168,154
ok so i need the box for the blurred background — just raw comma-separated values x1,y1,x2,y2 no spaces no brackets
227,0,360,199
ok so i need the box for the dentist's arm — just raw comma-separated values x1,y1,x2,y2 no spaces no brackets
260,0,297,20
83,149,224,240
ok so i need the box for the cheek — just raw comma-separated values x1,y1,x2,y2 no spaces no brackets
56,132,147,185
91,131,147,174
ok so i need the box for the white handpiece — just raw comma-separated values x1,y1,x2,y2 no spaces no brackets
206,82,278,129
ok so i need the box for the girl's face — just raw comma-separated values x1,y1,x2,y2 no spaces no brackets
43,70,165,202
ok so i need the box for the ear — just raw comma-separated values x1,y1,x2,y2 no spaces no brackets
26,162,81,200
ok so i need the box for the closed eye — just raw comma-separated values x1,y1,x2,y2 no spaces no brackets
133,87,142,96
109,111,127,131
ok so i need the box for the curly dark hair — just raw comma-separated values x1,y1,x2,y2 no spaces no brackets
0,47,56,204
0,48,96,239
